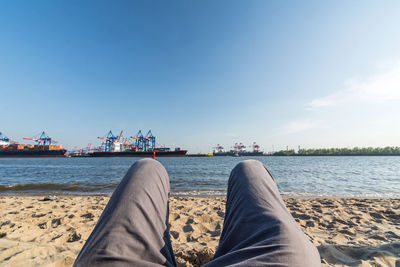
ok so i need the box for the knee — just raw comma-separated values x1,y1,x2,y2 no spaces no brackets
229,160,274,184
231,160,265,177
124,158,169,185
235,159,264,170
133,158,164,169
129,158,167,173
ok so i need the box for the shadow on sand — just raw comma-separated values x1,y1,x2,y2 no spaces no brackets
318,242,400,266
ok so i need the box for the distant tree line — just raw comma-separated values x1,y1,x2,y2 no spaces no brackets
272,147,400,156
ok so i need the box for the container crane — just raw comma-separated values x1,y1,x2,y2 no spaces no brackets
146,130,156,151
232,142,246,153
97,130,121,152
0,132,17,145
23,131,58,145
239,143,246,152
252,142,260,152
117,130,123,142
233,143,239,152
130,130,156,152
214,144,224,153
131,130,144,151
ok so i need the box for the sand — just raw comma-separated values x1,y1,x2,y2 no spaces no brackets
0,196,399,266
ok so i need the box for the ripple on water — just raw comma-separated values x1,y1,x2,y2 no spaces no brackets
0,156,399,197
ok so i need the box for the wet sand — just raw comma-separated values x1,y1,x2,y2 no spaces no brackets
0,196,399,266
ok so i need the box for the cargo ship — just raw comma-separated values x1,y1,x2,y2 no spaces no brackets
0,132,67,158
90,148,187,157
237,151,264,156
88,130,187,157
213,144,233,156
213,142,264,156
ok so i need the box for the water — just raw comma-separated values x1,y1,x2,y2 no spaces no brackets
0,156,399,198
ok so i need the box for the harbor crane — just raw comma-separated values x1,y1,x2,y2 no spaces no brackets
252,142,260,152
131,130,144,150
23,131,58,145
146,130,156,151
130,130,156,152
214,144,224,153
97,130,122,152
0,132,17,144
233,142,246,152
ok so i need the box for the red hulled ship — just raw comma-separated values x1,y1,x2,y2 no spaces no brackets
0,132,66,158
88,130,187,157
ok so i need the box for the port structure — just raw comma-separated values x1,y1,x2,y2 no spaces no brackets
213,144,225,153
231,142,262,153
71,143,92,155
95,130,158,153
252,142,260,152
97,130,123,152
0,132,10,143
23,131,58,145
233,142,246,153
130,130,156,152
0,132,17,146
0,132,18,146
213,142,263,156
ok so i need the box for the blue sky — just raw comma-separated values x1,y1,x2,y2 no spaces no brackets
1,1,400,152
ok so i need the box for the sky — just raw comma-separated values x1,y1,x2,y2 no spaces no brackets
1,1,400,153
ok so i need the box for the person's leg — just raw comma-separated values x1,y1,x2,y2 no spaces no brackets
205,160,320,267
74,158,176,267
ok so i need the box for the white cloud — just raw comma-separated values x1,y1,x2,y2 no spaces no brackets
307,61,400,110
274,59,400,146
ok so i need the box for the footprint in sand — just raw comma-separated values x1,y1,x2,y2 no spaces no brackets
217,211,225,218
67,230,81,242
51,218,62,228
183,224,194,233
8,211,19,214
170,213,180,221
32,213,46,218
369,212,385,220
80,213,94,219
338,229,355,236
369,234,386,241
38,222,47,229
291,212,311,220
170,230,179,239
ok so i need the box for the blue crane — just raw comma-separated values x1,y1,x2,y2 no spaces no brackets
23,131,58,145
0,132,10,143
130,130,156,151
146,130,156,151
97,130,122,152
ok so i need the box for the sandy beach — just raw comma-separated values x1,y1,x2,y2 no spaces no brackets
0,196,399,266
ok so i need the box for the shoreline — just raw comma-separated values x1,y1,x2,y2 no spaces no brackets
1,192,400,199
0,196,399,266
